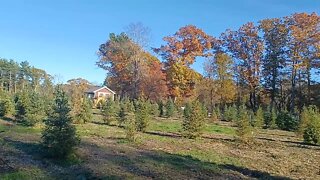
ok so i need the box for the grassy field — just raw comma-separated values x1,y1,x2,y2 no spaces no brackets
0,113,320,180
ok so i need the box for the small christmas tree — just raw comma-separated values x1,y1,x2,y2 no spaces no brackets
183,100,205,139
101,98,116,125
158,101,164,117
236,105,253,141
78,97,93,124
166,98,175,118
0,92,15,117
135,99,150,132
41,86,79,158
254,107,264,128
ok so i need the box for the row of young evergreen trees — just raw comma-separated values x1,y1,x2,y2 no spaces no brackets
0,89,93,126
98,96,320,145
99,97,175,142
1,88,319,159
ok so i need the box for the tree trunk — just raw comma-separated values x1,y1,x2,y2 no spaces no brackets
307,66,311,104
290,66,297,113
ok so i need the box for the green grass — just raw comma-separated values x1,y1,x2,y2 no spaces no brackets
204,123,236,136
0,124,41,136
177,148,240,166
0,167,51,180
148,118,182,133
148,117,235,136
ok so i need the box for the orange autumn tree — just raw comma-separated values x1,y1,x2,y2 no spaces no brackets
97,33,167,101
285,13,320,110
139,52,168,102
222,22,264,112
154,25,214,101
97,33,139,98
205,53,236,109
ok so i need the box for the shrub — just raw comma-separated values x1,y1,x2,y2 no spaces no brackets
276,111,299,131
135,99,150,132
41,87,79,158
166,98,175,118
183,100,205,139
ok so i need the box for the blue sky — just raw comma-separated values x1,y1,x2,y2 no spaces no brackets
0,0,319,84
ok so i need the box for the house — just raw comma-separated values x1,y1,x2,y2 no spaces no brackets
85,86,116,106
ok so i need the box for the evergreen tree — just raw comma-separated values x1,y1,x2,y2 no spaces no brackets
0,92,15,117
118,101,128,127
183,100,205,139
264,107,277,129
158,101,164,117
270,108,277,129
300,106,320,145
149,102,160,116
77,97,93,124
101,98,116,125
224,105,237,122
210,108,218,121
183,102,192,119
223,105,230,121
215,107,221,121
166,98,175,118
230,105,238,122
236,105,253,141
276,111,299,131
16,90,46,126
123,98,135,113
201,103,208,118
125,112,137,142
254,107,264,128
15,90,31,120
135,99,150,132
41,87,79,158
25,92,46,126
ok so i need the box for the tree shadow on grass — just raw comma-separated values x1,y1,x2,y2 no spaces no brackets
3,137,292,180
90,120,121,128
145,131,182,138
145,131,236,144
3,138,121,179
137,150,291,180
79,139,292,180
257,137,320,150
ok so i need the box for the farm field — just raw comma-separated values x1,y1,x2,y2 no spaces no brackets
1,114,319,180
1,1,320,180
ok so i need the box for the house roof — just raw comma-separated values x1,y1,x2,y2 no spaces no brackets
85,86,116,94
